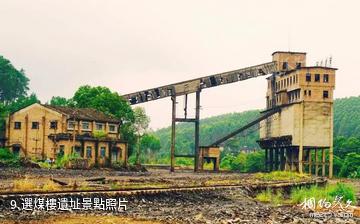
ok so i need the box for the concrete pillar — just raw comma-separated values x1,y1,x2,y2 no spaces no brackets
280,148,285,170
308,149,312,175
322,148,326,176
269,148,273,171
275,148,279,170
298,102,304,174
291,148,297,172
265,148,268,171
285,148,291,171
315,148,319,176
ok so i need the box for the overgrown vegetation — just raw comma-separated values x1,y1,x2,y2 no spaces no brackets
13,178,38,191
0,148,20,167
55,153,80,168
255,171,309,181
256,188,283,205
220,151,265,172
255,182,357,207
290,183,357,205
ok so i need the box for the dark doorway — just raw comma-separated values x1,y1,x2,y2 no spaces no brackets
12,146,21,157
111,147,119,163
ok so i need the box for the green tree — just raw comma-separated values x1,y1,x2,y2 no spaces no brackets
133,107,150,165
72,85,134,123
71,85,136,156
49,96,73,106
140,133,161,163
245,151,265,172
6,94,39,113
339,153,360,178
0,56,29,105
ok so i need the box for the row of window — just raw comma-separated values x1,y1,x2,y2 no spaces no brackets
67,121,117,132
13,120,117,132
62,145,107,159
14,121,57,130
305,73,329,83
303,89,329,99
274,89,330,106
276,74,299,90
288,90,300,103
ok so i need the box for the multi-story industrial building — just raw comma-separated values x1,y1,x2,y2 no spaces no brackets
5,103,127,167
259,51,336,177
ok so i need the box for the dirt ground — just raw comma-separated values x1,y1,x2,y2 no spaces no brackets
0,168,359,224
1,215,162,224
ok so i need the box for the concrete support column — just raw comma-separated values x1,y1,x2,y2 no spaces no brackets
280,148,285,170
308,149,312,175
315,148,319,176
285,148,291,171
322,148,326,176
265,148,268,172
291,148,297,172
275,148,279,170
298,102,304,174
269,148,273,171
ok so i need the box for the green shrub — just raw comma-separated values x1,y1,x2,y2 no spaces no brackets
290,183,356,205
0,148,20,167
93,130,107,139
244,151,265,172
220,151,265,172
329,182,356,203
339,153,360,178
0,148,16,160
55,153,80,168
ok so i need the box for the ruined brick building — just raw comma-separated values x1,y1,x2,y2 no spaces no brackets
5,103,127,167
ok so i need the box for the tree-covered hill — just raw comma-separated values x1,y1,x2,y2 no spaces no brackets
334,96,360,138
154,95,360,159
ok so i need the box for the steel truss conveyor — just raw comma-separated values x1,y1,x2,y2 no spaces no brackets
122,62,277,105
121,61,278,172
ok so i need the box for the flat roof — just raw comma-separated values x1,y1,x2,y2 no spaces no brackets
272,51,307,56
283,66,338,75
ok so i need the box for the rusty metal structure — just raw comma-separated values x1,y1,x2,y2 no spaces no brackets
122,51,336,177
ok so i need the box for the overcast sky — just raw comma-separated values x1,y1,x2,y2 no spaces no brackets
1,0,359,129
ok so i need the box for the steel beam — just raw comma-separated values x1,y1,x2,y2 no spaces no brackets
194,90,201,172
170,96,176,172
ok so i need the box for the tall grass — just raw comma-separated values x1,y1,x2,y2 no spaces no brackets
256,182,357,207
255,171,309,181
290,183,356,204
256,188,284,205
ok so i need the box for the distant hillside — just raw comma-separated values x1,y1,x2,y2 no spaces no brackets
154,95,360,157
334,96,360,138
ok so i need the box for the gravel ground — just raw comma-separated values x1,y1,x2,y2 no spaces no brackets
0,188,359,224
0,168,359,223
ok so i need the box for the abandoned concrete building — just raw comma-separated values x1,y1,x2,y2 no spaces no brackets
258,51,336,177
5,103,127,167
